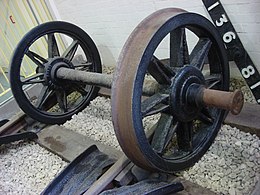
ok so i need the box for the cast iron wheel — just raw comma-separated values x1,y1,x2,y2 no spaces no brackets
112,8,229,172
10,21,102,124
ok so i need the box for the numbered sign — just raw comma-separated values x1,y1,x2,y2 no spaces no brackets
202,0,260,104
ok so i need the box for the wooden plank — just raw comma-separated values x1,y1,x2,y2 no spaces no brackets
251,180,260,195
176,179,217,195
36,125,123,162
225,102,260,137
0,111,27,136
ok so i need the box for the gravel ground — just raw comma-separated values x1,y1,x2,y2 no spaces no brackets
229,78,257,104
0,141,67,194
182,126,259,194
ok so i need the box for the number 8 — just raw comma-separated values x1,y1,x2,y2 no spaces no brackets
242,65,255,79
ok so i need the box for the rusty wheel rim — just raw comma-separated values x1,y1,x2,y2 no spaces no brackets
112,8,229,172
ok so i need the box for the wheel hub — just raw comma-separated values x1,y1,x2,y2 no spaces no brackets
44,57,74,85
170,65,205,122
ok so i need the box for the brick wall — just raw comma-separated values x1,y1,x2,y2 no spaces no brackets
51,0,260,74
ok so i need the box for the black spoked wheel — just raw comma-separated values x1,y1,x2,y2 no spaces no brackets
112,8,229,172
10,21,102,124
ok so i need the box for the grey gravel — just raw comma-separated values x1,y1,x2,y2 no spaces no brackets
182,125,260,195
63,97,121,151
0,141,67,194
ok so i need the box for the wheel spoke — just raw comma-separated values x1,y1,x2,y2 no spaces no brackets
143,105,169,117
21,73,45,85
170,28,189,67
141,93,169,117
35,85,53,109
26,50,47,67
148,56,175,84
48,33,60,58
73,62,93,69
170,28,182,67
190,38,212,70
71,83,88,96
151,114,177,153
62,40,79,61
198,107,214,124
55,89,68,112
205,74,222,89
176,122,193,152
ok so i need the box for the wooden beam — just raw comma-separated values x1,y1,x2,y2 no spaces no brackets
36,125,123,162
225,102,260,137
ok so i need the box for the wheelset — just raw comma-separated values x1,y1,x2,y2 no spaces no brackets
10,9,243,172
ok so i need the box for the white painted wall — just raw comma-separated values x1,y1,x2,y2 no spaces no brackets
51,0,260,74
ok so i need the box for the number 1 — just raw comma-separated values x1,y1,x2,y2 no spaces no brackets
208,1,220,11
250,81,260,90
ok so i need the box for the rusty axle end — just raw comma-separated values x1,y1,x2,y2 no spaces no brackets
202,88,244,115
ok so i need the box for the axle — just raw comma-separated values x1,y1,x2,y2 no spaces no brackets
202,88,244,115
57,67,113,89
56,67,161,96
55,67,243,115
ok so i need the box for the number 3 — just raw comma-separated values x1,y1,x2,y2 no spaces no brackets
242,65,255,79
216,14,228,27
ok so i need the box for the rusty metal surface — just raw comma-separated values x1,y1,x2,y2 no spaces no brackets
202,88,244,115
112,8,188,172
42,145,115,195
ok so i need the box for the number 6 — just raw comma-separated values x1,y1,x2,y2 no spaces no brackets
223,31,236,43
